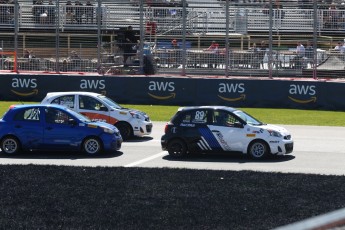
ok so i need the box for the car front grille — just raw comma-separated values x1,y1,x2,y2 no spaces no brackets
146,124,152,133
285,143,293,153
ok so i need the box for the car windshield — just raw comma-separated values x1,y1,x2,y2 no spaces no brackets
233,110,264,125
66,108,92,122
97,95,123,109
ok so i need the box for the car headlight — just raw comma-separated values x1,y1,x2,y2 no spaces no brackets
267,129,282,137
130,111,145,120
102,127,115,134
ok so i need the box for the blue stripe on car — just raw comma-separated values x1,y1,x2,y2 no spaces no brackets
198,127,222,150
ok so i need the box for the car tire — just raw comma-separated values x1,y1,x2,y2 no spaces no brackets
248,140,269,159
83,137,102,155
1,136,21,155
167,139,187,158
116,122,132,141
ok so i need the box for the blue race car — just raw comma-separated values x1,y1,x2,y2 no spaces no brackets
0,104,122,155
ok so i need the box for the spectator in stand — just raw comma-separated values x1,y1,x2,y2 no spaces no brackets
47,0,55,24
204,40,219,68
334,41,345,53
32,0,45,24
169,39,181,68
290,41,306,69
23,49,31,58
123,26,137,66
74,0,83,24
205,40,219,52
68,50,81,71
324,3,340,29
305,40,314,68
65,0,74,23
85,0,94,24
61,59,68,72
171,39,180,49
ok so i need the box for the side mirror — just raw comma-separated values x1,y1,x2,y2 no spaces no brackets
68,119,77,126
234,122,244,128
99,106,108,112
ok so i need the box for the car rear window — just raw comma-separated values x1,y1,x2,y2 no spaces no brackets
14,108,40,121
175,109,209,125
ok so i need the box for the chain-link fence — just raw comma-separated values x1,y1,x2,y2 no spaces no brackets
0,0,344,78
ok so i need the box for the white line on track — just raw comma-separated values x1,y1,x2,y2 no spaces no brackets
124,151,168,167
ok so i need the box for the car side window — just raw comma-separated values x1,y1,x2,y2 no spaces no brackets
178,109,208,125
79,95,104,111
45,108,73,125
14,108,40,122
51,95,75,109
213,110,238,127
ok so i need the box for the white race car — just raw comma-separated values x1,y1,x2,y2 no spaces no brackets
41,91,152,140
161,106,293,159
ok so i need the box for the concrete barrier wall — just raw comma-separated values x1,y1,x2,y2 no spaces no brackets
1,74,345,111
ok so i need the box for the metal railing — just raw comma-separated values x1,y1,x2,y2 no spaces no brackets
0,1,345,78
1,2,345,34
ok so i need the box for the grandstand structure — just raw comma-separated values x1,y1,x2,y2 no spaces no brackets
0,0,345,77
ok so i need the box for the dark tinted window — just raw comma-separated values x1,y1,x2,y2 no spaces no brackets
45,108,73,125
51,95,75,109
14,107,40,122
79,95,105,111
175,109,209,124
212,110,239,127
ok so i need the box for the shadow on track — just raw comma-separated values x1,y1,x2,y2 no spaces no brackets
163,152,295,163
0,150,124,160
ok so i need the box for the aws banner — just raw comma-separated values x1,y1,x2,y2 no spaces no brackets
0,74,345,111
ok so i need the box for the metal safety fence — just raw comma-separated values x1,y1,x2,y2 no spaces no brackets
0,0,345,78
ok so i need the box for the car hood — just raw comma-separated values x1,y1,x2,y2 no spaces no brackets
121,108,149,117
88,121,119,131
261,124,291,135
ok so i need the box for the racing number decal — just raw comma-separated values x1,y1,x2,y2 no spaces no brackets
193,110,206,123
195,111,205,120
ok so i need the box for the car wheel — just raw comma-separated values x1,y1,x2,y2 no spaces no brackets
248,140,269,159
83,137,102,155
1,136,21,155
116,122,132,140
167,139,187,158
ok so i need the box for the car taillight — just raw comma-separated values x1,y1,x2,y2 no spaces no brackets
164,123,169,134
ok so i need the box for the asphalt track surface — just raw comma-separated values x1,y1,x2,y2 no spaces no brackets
0,122,344,176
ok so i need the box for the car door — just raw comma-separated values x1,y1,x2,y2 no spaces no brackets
12,107,44,149
77,95,112,123
43,107,82,150
173,108,216,153
208,109,246,152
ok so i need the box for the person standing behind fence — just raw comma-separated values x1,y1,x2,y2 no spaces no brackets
290,41,305,69
65,0,74,23
47,0,55,24
123,26,137,66
85,0,94,24
305,40,314,68
204,40,219,68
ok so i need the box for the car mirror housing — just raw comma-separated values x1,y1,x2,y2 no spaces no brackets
68,119,77,126
99,106,108,112
234,122,244,128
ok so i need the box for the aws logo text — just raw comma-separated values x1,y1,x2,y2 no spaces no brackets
218,83,246,101
288,84,317,103
148,81,175,100
80,79,105,89
11,78,38,96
